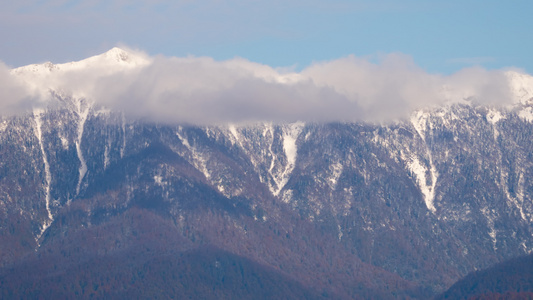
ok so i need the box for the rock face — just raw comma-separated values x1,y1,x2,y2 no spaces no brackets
0,92,533,298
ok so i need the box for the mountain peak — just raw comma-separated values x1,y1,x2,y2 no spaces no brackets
12,47,151,76
10,47,152,101
100,47,134,64
106,46,128,55
70,46,151,70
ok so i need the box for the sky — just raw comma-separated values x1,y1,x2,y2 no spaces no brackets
1,0,532,74
1,1,533,124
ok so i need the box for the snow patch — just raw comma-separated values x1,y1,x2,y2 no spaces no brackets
411,110,429,141
486,109,504,124
270,122,304,196
518,107,533,123
74,99,90,196
120,113,127,158
281,189,293,204
176,130,211,180
328,162,343,190
228,124,240,145
154,175,163,186
409,112,439,213
522,242,528,253
283,122,303,167
176,130,190,148
0,121,7,133
32,109,53,238
265,124,277,179
408,156,438,213
59,134,69,150
104,144,110,170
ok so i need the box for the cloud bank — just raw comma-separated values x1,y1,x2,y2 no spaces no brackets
3,48,525,125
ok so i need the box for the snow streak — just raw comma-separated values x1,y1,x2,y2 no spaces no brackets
120,112,126,158
481,207,498,250
272,122,304,196
408,156,437,213
410,112,439,213
32,109,53,238
176,129,211,180
75,99,90,196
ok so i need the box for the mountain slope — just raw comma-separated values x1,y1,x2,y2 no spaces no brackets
1,49,533,298
437,253,533,299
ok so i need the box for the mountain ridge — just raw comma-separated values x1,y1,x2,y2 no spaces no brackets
1,50,533,298
7,48,533,120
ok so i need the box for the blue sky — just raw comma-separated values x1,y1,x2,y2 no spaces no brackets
1,0,532,74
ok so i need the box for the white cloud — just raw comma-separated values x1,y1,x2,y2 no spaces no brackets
2,48,522,124
0,62,36,115
89,54,360,124
301,53,445,119
443,66,513,106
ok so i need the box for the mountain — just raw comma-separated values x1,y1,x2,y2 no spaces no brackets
1,48,533,298
437,253,533,299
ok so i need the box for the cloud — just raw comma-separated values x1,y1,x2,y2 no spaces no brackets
0,62,36,115
2,49,522,125
443,66,514,106
89,54,361,124
301,54,446,120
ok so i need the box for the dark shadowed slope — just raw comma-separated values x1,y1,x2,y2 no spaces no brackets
437,253,533,299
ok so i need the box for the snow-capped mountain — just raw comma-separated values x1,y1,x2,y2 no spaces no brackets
10,47,151,101
1,48,533,298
